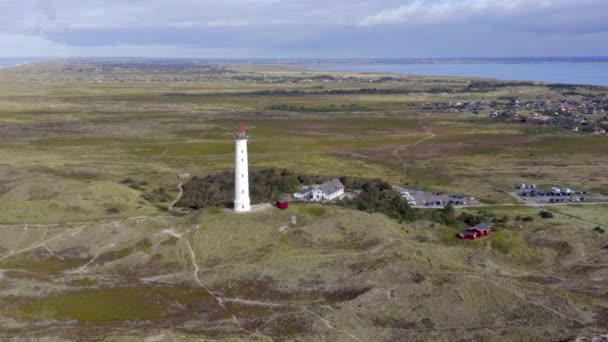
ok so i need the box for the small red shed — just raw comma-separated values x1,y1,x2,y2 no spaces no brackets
276,200,289,210
458,231,478,240
468,222,493,237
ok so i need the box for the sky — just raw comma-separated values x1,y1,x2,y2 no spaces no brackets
1,0,608,58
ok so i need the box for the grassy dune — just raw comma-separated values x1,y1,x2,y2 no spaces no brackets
1,62,605,224
0,204,606,340
0,61,607,340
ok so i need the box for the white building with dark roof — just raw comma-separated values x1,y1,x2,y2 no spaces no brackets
294,186,314,200
294,179,345,202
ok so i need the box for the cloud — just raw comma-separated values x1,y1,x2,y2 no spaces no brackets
0,32,255,58
358,0,606,27
0,0,607,57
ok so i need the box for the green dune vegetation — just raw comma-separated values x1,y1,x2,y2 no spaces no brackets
0,61,607,340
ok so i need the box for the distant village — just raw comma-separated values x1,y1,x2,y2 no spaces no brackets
428,95,608,134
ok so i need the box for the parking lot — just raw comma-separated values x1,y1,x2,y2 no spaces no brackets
393,186,482,208
512,184,608,204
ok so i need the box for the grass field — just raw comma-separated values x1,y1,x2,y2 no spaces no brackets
0,60,607,340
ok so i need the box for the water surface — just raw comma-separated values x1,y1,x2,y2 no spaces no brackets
310,61,608,86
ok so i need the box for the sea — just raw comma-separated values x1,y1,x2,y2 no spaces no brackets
308,58,608,86
0,57,43,69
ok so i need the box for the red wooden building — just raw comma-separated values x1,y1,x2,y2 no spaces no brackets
468,222,492,237
276,200,289,210
458,230,479,240
458,222,493,240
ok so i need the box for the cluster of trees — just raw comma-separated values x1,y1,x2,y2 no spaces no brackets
549,83,606,92
164,88,415,98
423,204,510,229
176,169,304,210
266,104,368,112
247,88,415,96
164,84,506,99
561,91,598,98
427,87,458,94
337,179,418,223
466,81,536,92
141,187,173,204
175,170,419,223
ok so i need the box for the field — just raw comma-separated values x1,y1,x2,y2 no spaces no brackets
0,60,607,340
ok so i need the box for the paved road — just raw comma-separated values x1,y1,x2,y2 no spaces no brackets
413,201,608,209
399,184,608,209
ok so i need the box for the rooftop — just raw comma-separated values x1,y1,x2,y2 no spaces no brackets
319,179,344,196
471,222,493,231
236,124,248,139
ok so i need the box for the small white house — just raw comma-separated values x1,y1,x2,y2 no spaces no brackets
294,186,314,200
294,179,345,202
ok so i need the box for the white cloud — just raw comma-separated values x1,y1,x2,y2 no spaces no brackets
0,0,607,57
0,32,253,58
358,0,602,26
0,0,369,34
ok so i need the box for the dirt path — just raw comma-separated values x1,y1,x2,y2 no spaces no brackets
169,183,184,210
163,227,363,341
306,309,364,342
179,229,219,303
66,241,116,274
0,214,171,229
413,200,608,209
140,272,189,283
545,207,607,228
467,274,587,326
0,226,83,262
162,227,273,340
391,129,436,178
392,132,436,155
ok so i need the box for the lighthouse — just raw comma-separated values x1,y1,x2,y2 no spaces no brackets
234,124,251,212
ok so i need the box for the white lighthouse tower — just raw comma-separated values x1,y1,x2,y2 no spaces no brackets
234,124,251,212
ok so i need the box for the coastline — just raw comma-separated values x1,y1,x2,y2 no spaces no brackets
307,62,608,87
0,62,34,70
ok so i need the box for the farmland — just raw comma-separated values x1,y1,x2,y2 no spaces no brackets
0,60,607,340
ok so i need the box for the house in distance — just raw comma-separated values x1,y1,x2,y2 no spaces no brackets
294,179,345,202
458,222,493,240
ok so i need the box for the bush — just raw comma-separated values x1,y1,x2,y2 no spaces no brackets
175,169,419,223
539,211,554,219
141,187,174,204
338,180,418,223
492,215,509,224
593,226,605,234
491,240,511,254
177,169,310,210
128,184,144,191
522,216,534,222
105,207,120,214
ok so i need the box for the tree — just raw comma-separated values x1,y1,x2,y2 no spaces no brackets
539,211,554,219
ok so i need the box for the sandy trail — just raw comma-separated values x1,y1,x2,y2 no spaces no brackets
66,241,116,274
0,226,83,262
169,183,184,210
